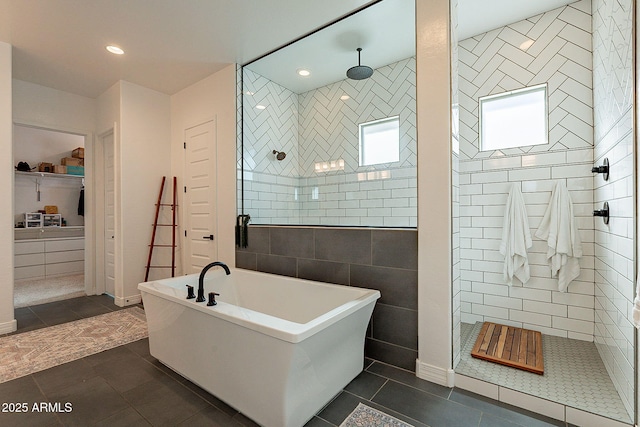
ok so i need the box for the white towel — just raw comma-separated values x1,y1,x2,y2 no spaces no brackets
535,181,582,292
633,276,640,328
500,184,532,286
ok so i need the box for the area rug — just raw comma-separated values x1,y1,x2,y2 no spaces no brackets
340,403,414,427
14,274,85,308
0,307,147,383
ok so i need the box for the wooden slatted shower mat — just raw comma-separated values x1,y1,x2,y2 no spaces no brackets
471,322,544,375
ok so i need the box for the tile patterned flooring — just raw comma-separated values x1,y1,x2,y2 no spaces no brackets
1,296,580,426
456,322,632,424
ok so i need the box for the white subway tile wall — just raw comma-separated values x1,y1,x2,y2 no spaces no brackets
458,1,595,338
457,0,634,418
592,0,634,416
241,59,417,225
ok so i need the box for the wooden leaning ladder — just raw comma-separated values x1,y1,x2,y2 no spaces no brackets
144,176,177,281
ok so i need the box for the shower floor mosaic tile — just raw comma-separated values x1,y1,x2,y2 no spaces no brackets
457,322,632,424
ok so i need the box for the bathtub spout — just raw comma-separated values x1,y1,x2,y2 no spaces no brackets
197,262,231,302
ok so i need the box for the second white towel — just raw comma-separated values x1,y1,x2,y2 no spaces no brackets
535,181,582,292
500,183,532,286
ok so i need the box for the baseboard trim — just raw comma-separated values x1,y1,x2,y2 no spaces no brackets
416,359,455,387
114,294,142,307
0,318,17,334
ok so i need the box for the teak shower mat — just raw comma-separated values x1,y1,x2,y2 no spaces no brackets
471,322,544,375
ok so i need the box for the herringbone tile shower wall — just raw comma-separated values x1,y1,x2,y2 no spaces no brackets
241,59,417,226
458,1,596,339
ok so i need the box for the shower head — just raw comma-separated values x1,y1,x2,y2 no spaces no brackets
272,150,286,161
346,48,374,80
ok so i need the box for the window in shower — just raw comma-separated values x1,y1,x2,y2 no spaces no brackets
359,116,400,166
479,83,548,151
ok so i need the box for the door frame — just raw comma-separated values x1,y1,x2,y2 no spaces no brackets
12,119,94,297
94,125,123,299
94,128,111,295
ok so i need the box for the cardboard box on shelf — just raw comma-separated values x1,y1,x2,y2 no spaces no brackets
72,147,84,159
38,162,53,172
61,157,83,166
44,205,58,214
53,165,67,174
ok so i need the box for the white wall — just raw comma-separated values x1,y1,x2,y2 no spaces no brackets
13,79,96,132
171,64,237,269
119,82,171,303
416,0,454,386
95,80,172,305
451,0,462,369
96,81,121,135
13,125,85,166
0,41,16,333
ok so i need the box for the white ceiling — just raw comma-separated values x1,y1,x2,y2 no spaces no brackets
0,0,577,99
457,0,576,40
245,0,415,94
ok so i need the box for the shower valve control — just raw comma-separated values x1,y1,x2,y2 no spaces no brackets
591,158,609,181
593,201,610,225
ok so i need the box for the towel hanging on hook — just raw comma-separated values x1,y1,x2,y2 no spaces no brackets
499,183,532,286
535,181,582,292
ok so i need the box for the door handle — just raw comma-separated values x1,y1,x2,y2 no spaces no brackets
203,235,214,240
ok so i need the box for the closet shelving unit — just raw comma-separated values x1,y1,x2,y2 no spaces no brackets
15,170,84,202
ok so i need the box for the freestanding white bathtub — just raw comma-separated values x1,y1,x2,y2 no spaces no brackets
138,267,380,427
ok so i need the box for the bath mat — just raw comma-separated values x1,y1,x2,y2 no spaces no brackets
339,403,414,427
0,307,147,383
471,322,544,375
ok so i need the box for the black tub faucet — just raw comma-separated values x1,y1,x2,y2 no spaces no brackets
197,261,231,302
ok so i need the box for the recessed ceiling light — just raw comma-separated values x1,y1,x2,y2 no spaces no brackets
297,69,311,77
106,45,125,55
256,105,266,110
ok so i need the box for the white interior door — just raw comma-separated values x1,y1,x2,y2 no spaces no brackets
103,132,115,295
184,120,217,274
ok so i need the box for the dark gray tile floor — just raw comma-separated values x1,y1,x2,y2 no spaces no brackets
2,294,128,337
0,296,573,426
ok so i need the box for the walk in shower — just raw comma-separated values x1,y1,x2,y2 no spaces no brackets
452,0,635,424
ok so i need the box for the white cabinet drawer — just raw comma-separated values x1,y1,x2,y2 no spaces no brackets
45,238,84,252
15,265,45,280
46,261,84,276
15,253,45,267
46,249,84,264
15,237,85,279
15,241,45,255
